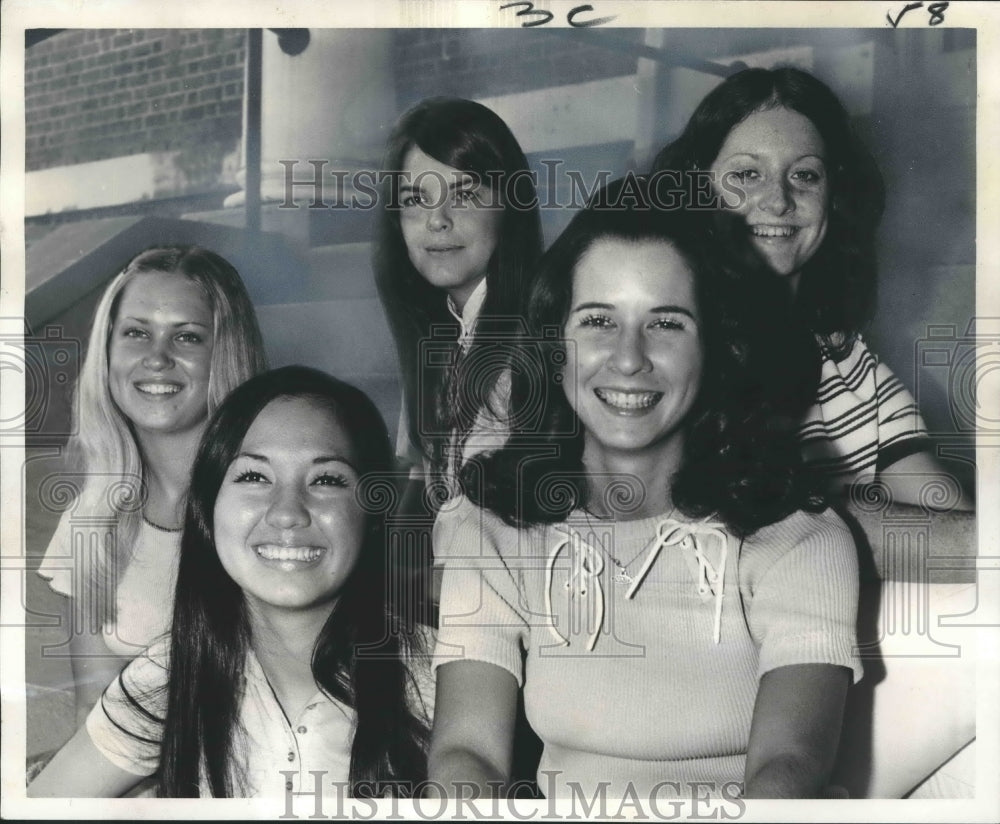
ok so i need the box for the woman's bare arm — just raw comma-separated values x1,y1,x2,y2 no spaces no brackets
875,451,974,511
428,660,519,797
68,613,130,728
28,726,143,798
743,663,851,798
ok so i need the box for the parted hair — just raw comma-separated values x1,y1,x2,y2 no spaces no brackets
157,366,429,796
651,67,885,359
373,97,542,479
465,178,822,536
69,245,266,611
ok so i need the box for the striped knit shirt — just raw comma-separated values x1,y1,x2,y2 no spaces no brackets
799,337,928,485
433,496,861,797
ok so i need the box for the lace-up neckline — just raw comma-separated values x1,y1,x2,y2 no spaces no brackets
544,512,730,650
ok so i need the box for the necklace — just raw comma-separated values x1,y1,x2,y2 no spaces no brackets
142,514,182,534
580,507,675,586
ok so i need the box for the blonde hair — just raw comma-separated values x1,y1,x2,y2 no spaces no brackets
68,246,267,609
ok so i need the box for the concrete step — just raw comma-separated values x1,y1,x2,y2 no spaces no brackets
300,242,378,301
256,298,401,435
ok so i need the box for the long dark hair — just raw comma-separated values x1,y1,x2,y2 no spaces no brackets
157,366,428,796
651,67,884,359
374,97,543,478
464,178,822,536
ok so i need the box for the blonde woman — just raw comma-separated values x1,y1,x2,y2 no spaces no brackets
38,245,267,726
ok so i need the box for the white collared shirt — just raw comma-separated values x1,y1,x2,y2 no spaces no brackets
445,276,488,352
396,277,490,473
86,638,433,797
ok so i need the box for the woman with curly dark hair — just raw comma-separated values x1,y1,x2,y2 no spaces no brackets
30,366,431,798
374,97,543,497
651,67,962,506
428,181,862,799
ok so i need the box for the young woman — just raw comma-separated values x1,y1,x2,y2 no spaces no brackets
374,96,543,496
29,366,431,798
653,67,976,799
651,67,969,507
429,182,861,799
37,246,267,725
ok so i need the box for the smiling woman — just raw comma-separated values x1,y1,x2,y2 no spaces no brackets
107,272,215,438
35,246,267,733
651,68,968,506
213,396,367,613
710,105,829,287
562,236,703,475
429,179,859,800
29,366,432,798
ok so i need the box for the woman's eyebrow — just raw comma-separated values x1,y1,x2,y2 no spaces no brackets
400,175,478,193
236,452,268,462
313,455,359,472
719,152,825,163
233,453,360,472
571,302,614,312
650,305,697,320
118,316,210,328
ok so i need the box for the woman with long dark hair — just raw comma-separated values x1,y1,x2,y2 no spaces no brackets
652,66,975,797
374,96,543,496
651,66,968,507
429,181,860,799
30,366,430,797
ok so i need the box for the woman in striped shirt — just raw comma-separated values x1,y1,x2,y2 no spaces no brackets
652,67,970,509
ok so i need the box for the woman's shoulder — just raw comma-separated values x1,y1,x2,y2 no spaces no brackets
37,503,128,596
433,495,554,563
36,507,77,594
744,507,853,560
135,516,184,551
434,495,524,542
128,636,172,675
739,507,858,592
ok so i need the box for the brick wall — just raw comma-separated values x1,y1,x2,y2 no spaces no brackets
392,28,641,109
25,28,638,175
25,29,246,176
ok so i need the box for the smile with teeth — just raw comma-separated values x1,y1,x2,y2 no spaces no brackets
595,388,663,410
254,545,325,563
135,382,181,395
751,225,797,238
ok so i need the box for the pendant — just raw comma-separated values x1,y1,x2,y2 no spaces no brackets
612,565,633,586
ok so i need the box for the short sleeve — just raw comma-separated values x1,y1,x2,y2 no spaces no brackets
870,354,930,471
85,640,169,776
745,512,863,684
799,337,929,482
432,497,529,686
36,509,75,596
